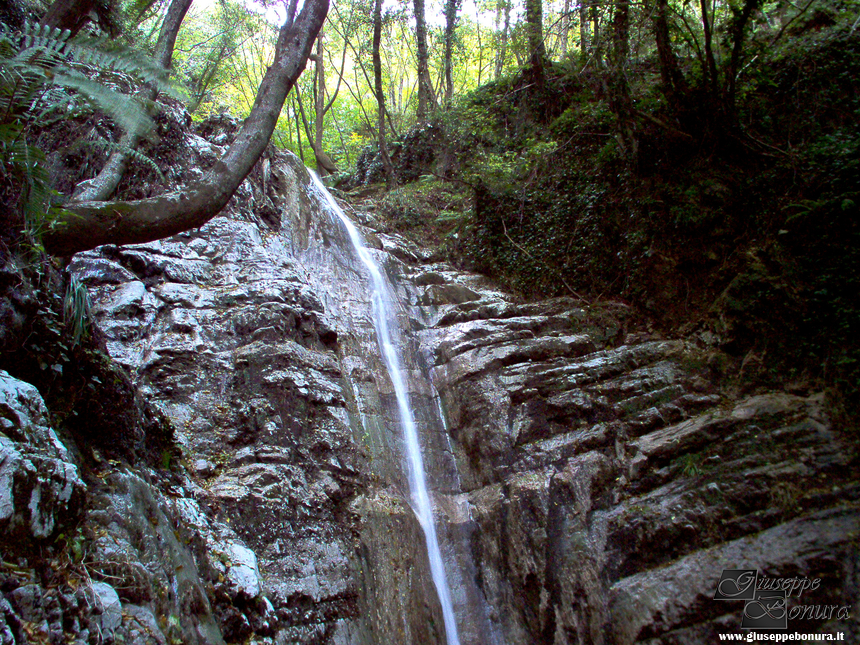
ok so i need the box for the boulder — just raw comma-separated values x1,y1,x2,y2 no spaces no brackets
90,582,122,633
0,371,85,541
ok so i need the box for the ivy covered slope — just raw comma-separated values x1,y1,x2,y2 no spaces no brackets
375,3,860,414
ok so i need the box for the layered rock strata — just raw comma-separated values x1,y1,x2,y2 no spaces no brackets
4,136,854,645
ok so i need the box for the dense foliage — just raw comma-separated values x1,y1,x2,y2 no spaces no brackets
424,7,860,409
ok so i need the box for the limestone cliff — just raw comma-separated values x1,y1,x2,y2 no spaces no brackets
0,116,856,644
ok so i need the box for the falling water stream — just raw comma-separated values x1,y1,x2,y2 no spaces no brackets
309,174,462,645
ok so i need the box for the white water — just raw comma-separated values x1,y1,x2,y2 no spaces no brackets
309,174,461,645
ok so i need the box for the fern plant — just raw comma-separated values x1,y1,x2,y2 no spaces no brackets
0,21,177,137
81,137,166,182
0,122,68,251
0,20,179,245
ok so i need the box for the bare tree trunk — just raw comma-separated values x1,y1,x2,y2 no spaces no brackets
591,1,602,66
373,0,395,184
700,0,720,95
285,0,299,27
607,0,637,160
414,0,435,120
293,94,305,163
314,31,325,153
653,0,687,108
296,82,338,175
152,0,192,69
72,0,193,203
725,0,759,117
44,0,329,257
560,0,571,56
306,17,349,172
443,0,461,107
295,84,315,151
284,97,294,148
311,31,340,174
495,0,510,78
42,0,100,37
579,0,590,60
525,0,546,86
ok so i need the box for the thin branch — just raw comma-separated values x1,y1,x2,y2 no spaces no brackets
633,109,694,140
771,0,817,44
173,29,232,54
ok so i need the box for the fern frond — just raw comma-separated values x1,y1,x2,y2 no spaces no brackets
21,22,71,53
15,23,71,74
31,86,81,124
82,137,166,182
1,20,183,132
52,70,154,137
12,136,65,241
0,112,69,249
0,62,46,118
1,19,183,246
65,32,182,99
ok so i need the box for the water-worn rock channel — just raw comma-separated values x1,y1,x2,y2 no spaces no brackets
1,136,857,644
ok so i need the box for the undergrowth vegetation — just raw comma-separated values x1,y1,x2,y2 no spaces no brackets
355,10,860,413
0,20,175,248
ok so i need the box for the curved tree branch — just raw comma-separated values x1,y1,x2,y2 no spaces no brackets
45,0,329,257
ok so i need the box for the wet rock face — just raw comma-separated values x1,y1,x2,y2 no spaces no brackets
70,162,365,640
59,147,463,645
409,278,860,644
57,141,858,645
0,370,85,542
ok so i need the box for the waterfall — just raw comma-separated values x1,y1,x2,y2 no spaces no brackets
308,174,462,645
